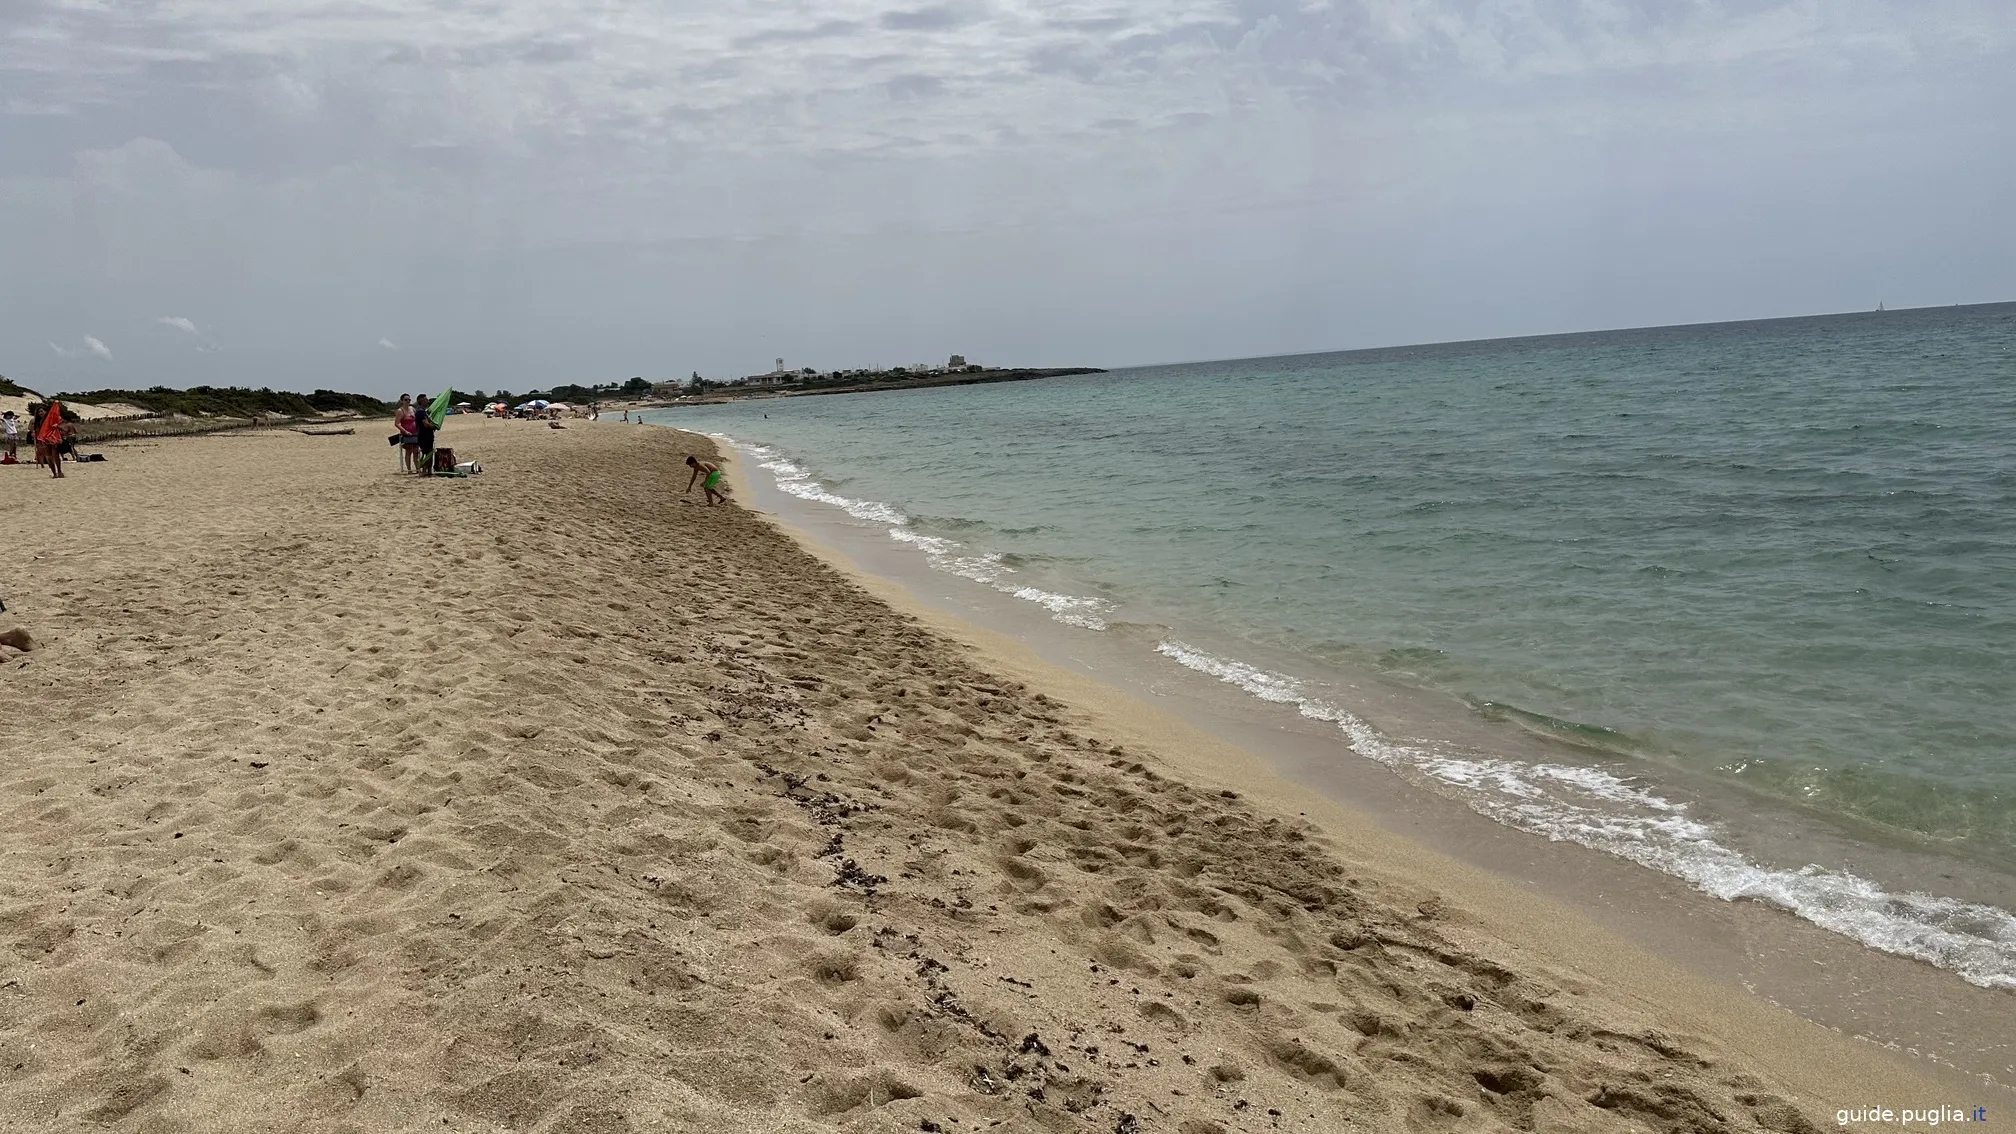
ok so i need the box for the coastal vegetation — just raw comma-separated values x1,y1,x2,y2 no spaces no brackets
51,385,390,418
443,376,652,407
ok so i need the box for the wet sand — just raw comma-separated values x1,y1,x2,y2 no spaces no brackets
0,418,1981,1132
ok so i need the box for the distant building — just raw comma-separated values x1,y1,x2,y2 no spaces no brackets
741,358,794,386
948,354,966,369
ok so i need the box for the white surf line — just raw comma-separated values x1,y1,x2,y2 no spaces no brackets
1154,639,2016,992
716,434,1114,631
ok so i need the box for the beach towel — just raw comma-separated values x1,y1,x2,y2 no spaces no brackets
34,401,64,445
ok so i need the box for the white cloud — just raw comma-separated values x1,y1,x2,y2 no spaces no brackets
378,338,399,350
48,336,114,360
158,315,199,334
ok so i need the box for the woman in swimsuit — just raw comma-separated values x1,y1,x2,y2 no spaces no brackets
684,456,728,505
394,394,418,474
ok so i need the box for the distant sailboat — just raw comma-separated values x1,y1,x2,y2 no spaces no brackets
1877,301,1886,312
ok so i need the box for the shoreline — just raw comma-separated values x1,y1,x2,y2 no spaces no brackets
0,418,1995,1131
700,422,2016,1100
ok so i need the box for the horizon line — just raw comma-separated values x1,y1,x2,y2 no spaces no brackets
1102,298,2016,373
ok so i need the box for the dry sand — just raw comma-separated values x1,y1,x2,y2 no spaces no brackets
0,419,1966,1132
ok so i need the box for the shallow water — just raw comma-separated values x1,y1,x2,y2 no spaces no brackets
648,303,2016,989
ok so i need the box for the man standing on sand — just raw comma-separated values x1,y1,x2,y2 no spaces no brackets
415,393,440,475
1,410,17,463
685,455,728,505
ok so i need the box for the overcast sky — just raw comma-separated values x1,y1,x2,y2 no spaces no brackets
3,1,2012,397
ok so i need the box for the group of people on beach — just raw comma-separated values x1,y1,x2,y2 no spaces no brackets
391,394,442,475
3,404,77,478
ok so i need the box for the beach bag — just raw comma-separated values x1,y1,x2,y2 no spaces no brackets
454,461,483,475
433,447,456,472
387,433,403,446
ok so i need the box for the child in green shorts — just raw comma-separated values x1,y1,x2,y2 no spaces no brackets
684,456,728,505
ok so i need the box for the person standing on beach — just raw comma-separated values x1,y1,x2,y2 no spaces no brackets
1,410,17,463
34,400,67,478
394,394,418,474
685,456,728,505
415,394,439,476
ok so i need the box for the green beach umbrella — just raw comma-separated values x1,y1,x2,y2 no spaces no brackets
426,389,452,429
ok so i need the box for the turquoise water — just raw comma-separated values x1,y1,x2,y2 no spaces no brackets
650,303,2016,988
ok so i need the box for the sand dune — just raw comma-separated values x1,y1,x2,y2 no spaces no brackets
0,419,1922,1131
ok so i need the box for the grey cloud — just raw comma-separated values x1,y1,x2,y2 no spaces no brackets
1027,44,1104,80
886,74,944,101
878,6,973,32
401,142,495,175
1,0,2012,397
517,39,585,64
1048,16,1133,33
678,59,739,83
452,37,589,67
730,20,862,49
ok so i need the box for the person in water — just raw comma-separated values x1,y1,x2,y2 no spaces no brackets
684,456,728,505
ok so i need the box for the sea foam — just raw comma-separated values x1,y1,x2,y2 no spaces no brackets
1154,639,2016,992
722,437,1114,630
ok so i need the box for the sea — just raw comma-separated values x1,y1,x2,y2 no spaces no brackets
645,302,2016,994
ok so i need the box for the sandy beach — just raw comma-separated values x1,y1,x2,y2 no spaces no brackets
0,418,1978,1132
